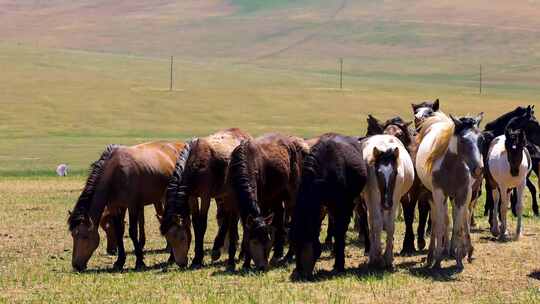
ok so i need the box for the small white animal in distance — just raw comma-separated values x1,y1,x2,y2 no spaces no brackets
56,164,69,176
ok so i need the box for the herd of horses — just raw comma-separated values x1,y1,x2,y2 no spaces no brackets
67,100,540,280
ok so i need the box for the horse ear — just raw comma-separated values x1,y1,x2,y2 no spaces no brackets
264,213,274,225
392,147,400,158
411,103,418,110
373,147,382,158
449,114,461,128
475,112,484,126
433,99,440,111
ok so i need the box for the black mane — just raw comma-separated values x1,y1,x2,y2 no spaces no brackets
160,139,196,235
484,106,529,134
68,144,119,231
229,140,261,220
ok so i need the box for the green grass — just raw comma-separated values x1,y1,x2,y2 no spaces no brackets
1,178,540,303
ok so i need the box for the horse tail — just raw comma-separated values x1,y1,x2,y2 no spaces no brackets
291,141,323,244
160,139,196,235
229,140,259,218
68,144,120,231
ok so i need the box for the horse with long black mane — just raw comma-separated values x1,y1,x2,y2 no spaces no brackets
292,133,368,279
486,123,531,241
416,111,484,269
224,133,306,271
68,140,185,271
160,128,251,268
366,115,431,254
483,106,539,217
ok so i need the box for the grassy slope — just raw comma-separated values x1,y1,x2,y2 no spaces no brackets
0,44,538,176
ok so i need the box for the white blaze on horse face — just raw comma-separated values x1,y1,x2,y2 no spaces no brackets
415,108,431,120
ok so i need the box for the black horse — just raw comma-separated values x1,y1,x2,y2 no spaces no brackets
483,106,539,217
291,133,368,279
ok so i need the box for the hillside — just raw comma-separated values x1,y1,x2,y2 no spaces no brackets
1,0,540,87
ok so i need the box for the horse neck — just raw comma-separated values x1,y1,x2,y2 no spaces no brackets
87,167,114,226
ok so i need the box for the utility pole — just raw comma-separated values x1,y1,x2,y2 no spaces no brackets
479,64,482,95
339,58,343,89
170,56,174,91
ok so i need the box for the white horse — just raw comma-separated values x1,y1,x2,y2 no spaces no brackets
361,134,415,268
487,128,531,241
416,112,484,268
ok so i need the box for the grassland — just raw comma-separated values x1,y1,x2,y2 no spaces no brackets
0,42,539,303
1,0,540,302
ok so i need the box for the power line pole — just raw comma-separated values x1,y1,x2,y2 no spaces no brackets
479,64,482,95
339,58,343,89
169,56,174,91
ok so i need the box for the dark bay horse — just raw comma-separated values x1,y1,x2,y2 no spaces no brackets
226,133,306,271
68,141,185,271
292,133,368,279
160,128,251,268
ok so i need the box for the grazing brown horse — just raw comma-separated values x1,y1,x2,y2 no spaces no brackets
160,128,251,268
68,141,185,271
226,133,306,271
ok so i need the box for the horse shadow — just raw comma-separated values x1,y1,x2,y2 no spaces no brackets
407,263,462,282
528,270,540,281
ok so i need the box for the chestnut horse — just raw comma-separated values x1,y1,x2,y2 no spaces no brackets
160,128,251,268
68,140,185,271
224,133,305,271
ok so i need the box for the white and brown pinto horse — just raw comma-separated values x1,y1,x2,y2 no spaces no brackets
361,135,415,268
487,128,531,241
416,112,484,269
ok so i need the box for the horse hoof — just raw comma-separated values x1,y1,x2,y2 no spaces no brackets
226,264,236,272
190,262,203,269
135,261,146,270
417,239,426,251
211,249,221,262
400,248,415,256
106,249,117,256
113,262,124,271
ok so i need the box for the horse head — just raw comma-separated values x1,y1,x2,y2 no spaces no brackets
505,127,527,177
450,113,484,179
246,214,274,271
372,146,400,210
412,99,440,128
68,211,100,272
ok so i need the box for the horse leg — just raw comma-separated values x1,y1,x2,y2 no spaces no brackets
324,214,334,247
192,196,210,268
212,200,229,262
442,205,450,257
333,199,353,272
241,228,252,270
138,208,146,252
367,195,383,268
113,208,127,270
401,195,416,255
514,183,525,240
271,203,286,264
490,188,501,237
226,213,239,271
484,181,494,217
527,176,539,216
417,195,430,251
359,202,370,255
128,206,145,270
431,189,446,269
383,196,399,269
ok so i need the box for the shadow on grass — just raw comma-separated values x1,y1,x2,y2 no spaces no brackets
408,263,462,282
79,261,173,275
528,270,540,281
290,264,391,283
